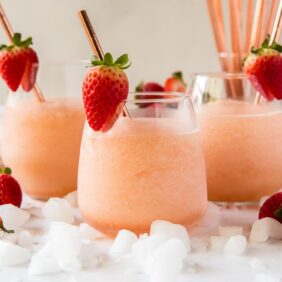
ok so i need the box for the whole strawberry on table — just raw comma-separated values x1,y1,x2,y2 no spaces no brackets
243,36,282,100
0,167,22,233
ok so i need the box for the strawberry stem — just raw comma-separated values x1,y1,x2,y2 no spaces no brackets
0,167,12,175
0,221,14,234
135,81,144,92
0,33,33,51
91,53,131,70
172,71,186,85
274,206,282,219
251,35,282,54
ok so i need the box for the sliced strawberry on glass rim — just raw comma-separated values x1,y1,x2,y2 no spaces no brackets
82,53,130,132
0,33,38,92
243,36,282,101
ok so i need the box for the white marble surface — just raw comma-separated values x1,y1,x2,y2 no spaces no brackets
0,198,282,282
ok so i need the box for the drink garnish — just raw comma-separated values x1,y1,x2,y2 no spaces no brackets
0,167,22,208
243,36,282,100
82,53,130,132
0,33,39,92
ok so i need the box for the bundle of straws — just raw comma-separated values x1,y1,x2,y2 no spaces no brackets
206,0,282,74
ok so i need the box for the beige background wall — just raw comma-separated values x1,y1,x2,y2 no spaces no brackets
1,0,280,95
0,0,218,91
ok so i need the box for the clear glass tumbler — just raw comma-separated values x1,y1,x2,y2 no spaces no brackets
1,61,87,199
190,72,282,203
78,93,207,237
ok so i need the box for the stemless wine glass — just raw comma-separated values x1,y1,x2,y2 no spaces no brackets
1,61,87,199
78,93,207,237
190,72,282,203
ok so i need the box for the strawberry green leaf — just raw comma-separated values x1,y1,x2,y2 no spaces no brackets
13,33,22,46
250,35,282,54
0,221,14,234
0,44,7,50
90,52,131,70
114,54,129,65
274,206,282,219
172,71,183,81
135,81,144,92
104,53,114,65
20,37,33,47
91,60,103,66
0,167,12,175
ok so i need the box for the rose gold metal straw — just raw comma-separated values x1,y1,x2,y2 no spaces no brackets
0,4,45,102
78,10,130,118
255,0,282,104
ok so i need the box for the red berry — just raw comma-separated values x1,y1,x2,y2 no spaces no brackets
0,167,22,208
164,71,186,93
136,81,164,92
0,33,38,92
82,53,130,132
243,37,282,100
259,192,282,223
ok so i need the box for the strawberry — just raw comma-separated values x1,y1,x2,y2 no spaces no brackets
259,192,282,223
136,81,164,92
82,53,130,132
164,71,186,93
0,33,38,92
0,167,22,208
243,37,282,100
135,81,164,108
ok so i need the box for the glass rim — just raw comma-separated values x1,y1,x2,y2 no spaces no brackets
191,72,247,79
125,92,188,103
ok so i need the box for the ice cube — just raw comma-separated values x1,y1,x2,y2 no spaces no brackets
78,242,100,268
4,232,18,244
250,217,282,243
132,234,167,266
79,223,103,241
0,240,31,266
47,221,82,271
23,217,49,230
218,226,243,237
74,208,83,222
190,237,208,253
0,204,30,230
18,230,33,248
224,235,247,255
29,254,61,275
42,198,74,224
150,220,190,252
21,194,44,209
110,229,138,255
146,239,187,282
248,258,267,271
64,191,78,208
25,207,43,218
210,236,228,251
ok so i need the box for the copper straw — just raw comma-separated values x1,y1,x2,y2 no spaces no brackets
0,4,45,102
244,0,254,53
78,10,130,118
266,0,279,35
255,0,282,104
